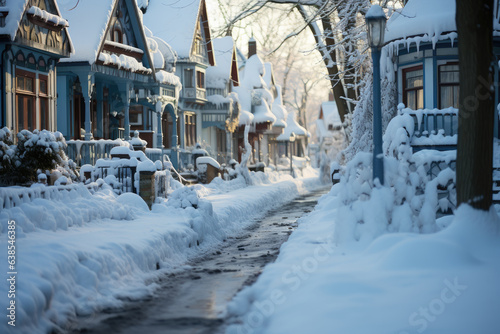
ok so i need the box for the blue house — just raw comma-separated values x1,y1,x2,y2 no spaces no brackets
204,36,240,163
56,0,179,153
384,0,500,146
141,0,215,159
0,0,72,135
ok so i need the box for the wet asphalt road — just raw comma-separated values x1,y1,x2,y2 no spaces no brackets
70,187,329,334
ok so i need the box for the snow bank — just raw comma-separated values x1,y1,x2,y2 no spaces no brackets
227,197,500,334
0,167,323,333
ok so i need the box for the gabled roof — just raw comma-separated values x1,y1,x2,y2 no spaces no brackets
59,0,152,69
58,0,115,62
206,36,239,89
319,101,342,129
277,110,309,141
142,0,214,64
0,0,73,52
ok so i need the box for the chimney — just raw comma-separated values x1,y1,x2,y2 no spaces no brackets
328,90,334,101
248,37,257,58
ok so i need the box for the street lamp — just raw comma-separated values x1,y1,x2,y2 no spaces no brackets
289,132,296,177
366,4,387,185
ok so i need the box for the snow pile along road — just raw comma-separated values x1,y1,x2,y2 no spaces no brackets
226,189,500,334
0,169,322,334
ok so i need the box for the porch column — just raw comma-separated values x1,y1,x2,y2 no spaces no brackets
95,82,103,138
226,131,232,161
156,100,163,148
166,103,179,170
121,82,132,140
78,73,94,141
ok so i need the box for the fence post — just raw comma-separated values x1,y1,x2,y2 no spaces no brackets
139,170,155,209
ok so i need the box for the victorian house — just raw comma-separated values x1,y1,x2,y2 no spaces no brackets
56,0,179,153
141,0,215,167
204,36,240,164
234,39,288,166
0,0,72,135
383,0,500,149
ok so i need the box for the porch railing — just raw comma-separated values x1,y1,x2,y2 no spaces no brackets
402,106,458,151
66,140,127,166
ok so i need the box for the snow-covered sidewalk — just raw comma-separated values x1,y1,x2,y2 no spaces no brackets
226,188,500,334
0,169,323,334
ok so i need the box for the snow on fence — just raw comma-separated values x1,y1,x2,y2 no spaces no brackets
400,105,458,150
0,182,102,210
66,139,131,166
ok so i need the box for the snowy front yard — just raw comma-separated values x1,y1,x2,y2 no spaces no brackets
226,185,500,334
0,168,322,334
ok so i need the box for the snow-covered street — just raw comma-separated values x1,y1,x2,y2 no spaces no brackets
0,169,323,334
70,187,329,334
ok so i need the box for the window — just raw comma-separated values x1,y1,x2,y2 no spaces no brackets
196,71,205,89
39,75,49,130
185,113,196,147
439,62,459,109
184,69,193,88
403,66,424,110
16,69,36,132
111,21,123,43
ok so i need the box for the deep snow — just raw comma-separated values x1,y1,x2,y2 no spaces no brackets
225,188,500,334
0,168,322,334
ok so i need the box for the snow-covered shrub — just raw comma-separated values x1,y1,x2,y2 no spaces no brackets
0,129,78,186
331,113,456,243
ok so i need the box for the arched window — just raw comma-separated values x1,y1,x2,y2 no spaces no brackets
111,21,123,44
27,54,36,70
16,51,25,64
38,57,47,72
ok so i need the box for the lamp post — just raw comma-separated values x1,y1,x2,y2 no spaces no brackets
366,5,387,185
289,132,296,177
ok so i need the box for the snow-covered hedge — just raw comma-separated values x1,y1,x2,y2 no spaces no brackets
0,128,77,186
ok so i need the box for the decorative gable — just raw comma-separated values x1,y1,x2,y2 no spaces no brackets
15,0,72,56
193,0,214,66
97,0,153,73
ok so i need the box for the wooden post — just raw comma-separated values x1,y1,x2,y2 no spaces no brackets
139,171,155,209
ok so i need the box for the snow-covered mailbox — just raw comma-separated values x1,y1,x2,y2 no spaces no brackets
196,157,221,184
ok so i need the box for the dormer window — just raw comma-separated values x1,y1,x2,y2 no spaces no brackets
111,21,124,44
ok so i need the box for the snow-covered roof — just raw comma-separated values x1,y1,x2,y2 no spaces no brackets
142,0,208,60
240,54,266,89
206,36,235,89
253,98,276,125
320,101,342,129
271,86,287,128
263,63,274,87
58,0,116,62
385,0,456,43
277,110,309,141
0,1,73,52
239,109,254,126
156,70,182,88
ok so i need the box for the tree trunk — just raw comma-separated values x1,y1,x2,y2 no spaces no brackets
456,0,494,210
320,16,350,124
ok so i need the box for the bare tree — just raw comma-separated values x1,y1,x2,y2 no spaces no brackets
456,0,494,210
224,0,374,127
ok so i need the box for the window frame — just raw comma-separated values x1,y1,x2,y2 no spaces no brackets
438,61,460,109
402,65,424,110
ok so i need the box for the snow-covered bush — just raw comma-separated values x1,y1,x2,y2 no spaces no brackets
331,113,456,243
0,128,78,186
